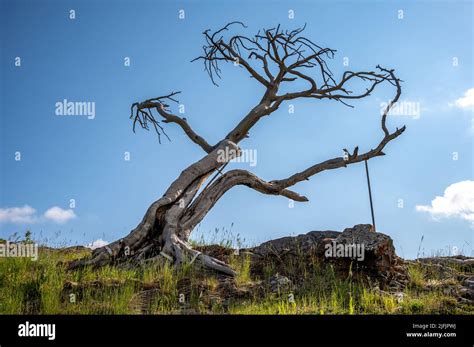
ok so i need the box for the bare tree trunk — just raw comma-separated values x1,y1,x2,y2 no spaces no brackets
69,23,406,277
69,140,241,275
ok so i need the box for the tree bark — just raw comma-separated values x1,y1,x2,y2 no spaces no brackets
69,23,406,277
69,140,241,275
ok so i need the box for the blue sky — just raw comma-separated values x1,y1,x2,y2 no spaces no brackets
0,0,472,258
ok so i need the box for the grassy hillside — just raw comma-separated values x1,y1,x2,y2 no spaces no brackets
0,242,472,315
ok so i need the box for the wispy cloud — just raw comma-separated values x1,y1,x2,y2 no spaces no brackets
44,206,76,224
452,88,474,110
0,205,37,224
0,205,76,224
416,180,474,227
86,239,109,250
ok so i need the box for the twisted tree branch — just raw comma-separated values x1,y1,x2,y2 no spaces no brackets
180,169,308,233
131,92,214,153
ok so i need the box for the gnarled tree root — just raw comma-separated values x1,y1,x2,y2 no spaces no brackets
67,223,236,277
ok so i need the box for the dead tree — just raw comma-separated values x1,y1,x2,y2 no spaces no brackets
69,22,406,276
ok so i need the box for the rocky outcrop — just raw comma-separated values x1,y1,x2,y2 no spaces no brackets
247,224,408,289
413,256,474,304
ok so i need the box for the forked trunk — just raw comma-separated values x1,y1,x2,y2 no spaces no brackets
69,23,406,278
69,140,241,276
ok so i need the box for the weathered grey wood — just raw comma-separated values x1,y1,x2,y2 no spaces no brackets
70,23,406,276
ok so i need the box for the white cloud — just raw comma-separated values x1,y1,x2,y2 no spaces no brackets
0,205,37,224
416,180,474,226
0,205,77,224
453,88,474,110
86,239,109,250
43,206,76,224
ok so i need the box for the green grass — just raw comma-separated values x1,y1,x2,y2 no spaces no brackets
0,241,472,314
229,253,252,286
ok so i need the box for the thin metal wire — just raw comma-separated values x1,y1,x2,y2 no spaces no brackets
364,160,376,232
